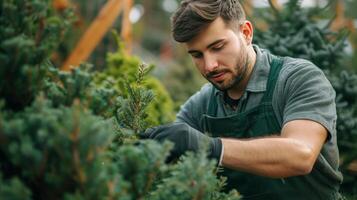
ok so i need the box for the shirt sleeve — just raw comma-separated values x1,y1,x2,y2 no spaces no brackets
277,59,337,141
175,83,211,132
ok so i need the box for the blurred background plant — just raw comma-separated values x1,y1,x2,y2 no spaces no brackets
51,0,357,109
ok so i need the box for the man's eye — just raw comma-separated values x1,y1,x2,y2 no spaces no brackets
191,53,203,58
212,45,224,51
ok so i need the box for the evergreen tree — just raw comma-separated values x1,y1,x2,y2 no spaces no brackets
0,1,240,199
253,0,357,197
0,0,73,111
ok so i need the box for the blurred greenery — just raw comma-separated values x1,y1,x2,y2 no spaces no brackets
55,0,356,109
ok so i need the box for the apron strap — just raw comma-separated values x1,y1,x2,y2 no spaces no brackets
261,55,284,103
207,84,218,116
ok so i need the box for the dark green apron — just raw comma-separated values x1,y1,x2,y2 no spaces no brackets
202,56,340,200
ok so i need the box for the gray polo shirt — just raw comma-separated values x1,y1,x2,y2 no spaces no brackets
176,45,343,184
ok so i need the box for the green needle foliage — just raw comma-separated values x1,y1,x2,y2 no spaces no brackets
254,0,348,71
110,64,156,145
0,1,240,199
0,172,32,200
148,147,240,200
253,0,357,196
0,97,115,200
95,32,176,126
115,64,155,135
109,140,173,200
0,0,73,111
44,64,117,118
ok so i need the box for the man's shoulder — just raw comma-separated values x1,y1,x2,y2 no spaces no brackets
184,83,214,107
200,83,214,93
177,83,214,113
272,56,334,122
275,56,332,96
260,48,325,81
280,56,325,79
175,83,214,129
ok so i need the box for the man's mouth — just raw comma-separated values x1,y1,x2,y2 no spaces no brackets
209,72,226,82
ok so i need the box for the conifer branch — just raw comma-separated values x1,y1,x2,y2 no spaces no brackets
114,63,155,136
71,100,86,187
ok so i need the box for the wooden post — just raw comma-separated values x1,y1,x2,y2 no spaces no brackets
242,0,253,17
329,0,356,51
329,0,356,33
61,0,124,71
269,0,281,11
53,0,70,11
330,0,345,31
121,0,133,55
348,160,357,175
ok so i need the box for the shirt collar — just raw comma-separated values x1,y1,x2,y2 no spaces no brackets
213,45,271,96
246,45,271,92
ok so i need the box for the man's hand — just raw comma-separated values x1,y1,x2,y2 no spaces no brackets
140,123,222,163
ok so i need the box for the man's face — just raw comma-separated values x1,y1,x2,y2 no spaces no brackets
186,17,250,91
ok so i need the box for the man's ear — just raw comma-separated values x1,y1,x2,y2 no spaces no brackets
241,20,254,45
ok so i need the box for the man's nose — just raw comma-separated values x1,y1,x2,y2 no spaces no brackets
203,54,218,72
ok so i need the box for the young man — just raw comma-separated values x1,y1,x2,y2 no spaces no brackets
141,0,343,199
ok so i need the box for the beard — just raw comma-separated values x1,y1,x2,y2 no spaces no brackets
206,47,250,91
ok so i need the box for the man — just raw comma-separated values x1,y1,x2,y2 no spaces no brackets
141,0,343,199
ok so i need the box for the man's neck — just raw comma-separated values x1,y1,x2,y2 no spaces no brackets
227,46,256,100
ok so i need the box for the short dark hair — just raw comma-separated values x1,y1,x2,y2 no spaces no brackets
171,0,246,43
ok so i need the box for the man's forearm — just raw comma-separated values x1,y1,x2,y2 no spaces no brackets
221,137,316,178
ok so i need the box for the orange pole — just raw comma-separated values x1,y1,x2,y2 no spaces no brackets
269,0,281,10
61,0,123,71
53,0,70,11
121,0,133,55
329,0,356,52
330,0,345,31
242,0,253,17
348,160,357,175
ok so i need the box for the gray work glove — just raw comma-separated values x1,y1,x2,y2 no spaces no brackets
140,122,222,163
